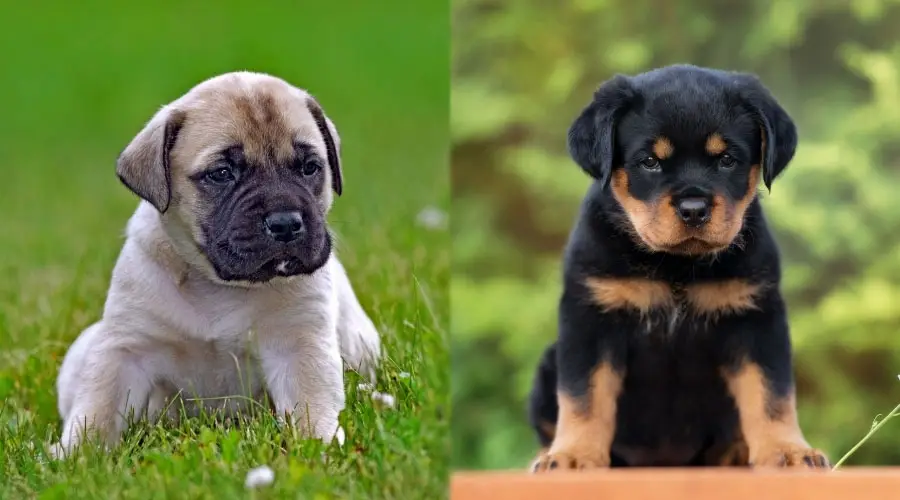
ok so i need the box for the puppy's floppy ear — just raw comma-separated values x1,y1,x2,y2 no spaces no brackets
736,75,797,191
306,98,343,196
116,106,186,213
567,75,635,187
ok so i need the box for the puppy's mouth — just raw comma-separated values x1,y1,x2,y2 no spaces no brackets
205,235,332,284
653,224,737,255
270,258,302,277
660,237,729,256
214,254,325,283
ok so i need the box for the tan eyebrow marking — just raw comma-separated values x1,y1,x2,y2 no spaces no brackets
652,137,674,160
706,133,727,155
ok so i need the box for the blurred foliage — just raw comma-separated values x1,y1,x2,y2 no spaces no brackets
452,0,900,470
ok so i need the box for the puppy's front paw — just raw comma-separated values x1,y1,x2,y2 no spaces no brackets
752,444,829,468
274,410,343,446
531,448,610,473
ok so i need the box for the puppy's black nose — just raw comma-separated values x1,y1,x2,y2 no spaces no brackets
675,197,711,227
264,211,305,242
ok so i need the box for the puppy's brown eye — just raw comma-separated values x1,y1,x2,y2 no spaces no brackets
640,157,661,171
719,154,736,169
205,167,235,184
301,161,321,176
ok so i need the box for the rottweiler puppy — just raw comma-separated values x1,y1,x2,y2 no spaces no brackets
528,64,828,471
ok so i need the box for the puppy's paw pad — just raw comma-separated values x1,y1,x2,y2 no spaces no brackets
753,445,829,469
530,451,608,473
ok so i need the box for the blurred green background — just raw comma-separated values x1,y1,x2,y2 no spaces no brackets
452,0,900,470
0,1,448,497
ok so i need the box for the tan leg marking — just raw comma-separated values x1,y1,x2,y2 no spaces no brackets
532,364,622,473
724,362,829,468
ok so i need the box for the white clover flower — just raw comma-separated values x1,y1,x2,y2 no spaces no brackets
372,391,396,409
244,465,275,489
416,206,447,230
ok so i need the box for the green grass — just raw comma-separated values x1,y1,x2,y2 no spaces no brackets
0,1,449,498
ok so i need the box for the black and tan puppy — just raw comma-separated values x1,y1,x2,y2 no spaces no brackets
529,64,828,471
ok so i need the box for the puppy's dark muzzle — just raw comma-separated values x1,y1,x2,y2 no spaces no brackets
264,211,305,242
674,196,711,228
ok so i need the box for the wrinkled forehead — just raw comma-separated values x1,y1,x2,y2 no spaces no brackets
173,84,327,169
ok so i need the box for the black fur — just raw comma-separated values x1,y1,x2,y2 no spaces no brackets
195,142,332,282
567,75,635,187
528,65,804,467
306,98,343,196
528,342,559,448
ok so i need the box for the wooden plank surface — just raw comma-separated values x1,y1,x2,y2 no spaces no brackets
451,468,900,500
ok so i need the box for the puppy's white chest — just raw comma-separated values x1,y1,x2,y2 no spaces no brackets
174,283,260,341
150,335,265,403
145,276,335,405
172,272,336,342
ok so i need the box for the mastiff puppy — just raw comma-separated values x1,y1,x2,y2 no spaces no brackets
52,72,381,458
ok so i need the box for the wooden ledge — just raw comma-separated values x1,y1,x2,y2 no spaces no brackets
451,468,900,499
